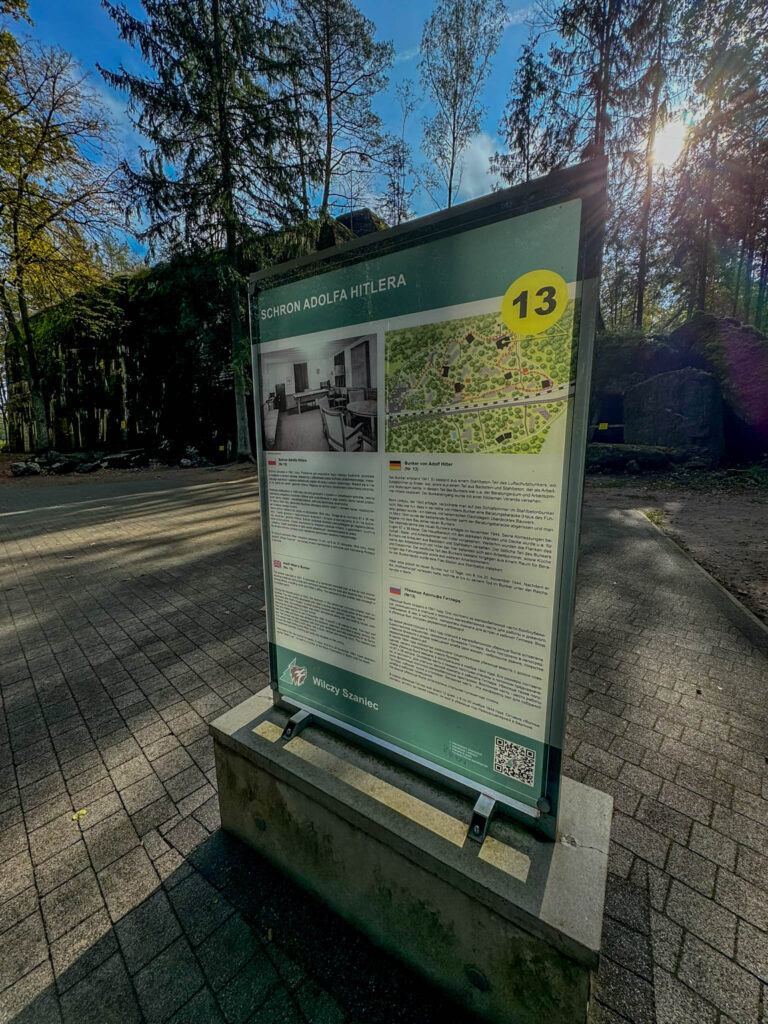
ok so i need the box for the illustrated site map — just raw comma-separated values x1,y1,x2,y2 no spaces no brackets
385,301,577,454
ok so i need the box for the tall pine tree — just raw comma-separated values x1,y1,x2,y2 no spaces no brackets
100,0,305,459
290,0,392,219
669,0,768,321
629,0,679,326
491,38,576,185
548,0,640,159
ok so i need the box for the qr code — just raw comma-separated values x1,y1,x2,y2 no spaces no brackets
493,737,536,787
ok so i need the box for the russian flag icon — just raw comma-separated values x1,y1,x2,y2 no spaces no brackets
389,586,401,595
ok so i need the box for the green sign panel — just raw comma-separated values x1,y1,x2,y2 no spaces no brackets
250,163,605,837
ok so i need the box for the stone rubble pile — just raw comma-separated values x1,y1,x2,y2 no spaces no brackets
10,446,211,476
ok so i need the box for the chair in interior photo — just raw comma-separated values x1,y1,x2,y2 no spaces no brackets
347,387,365,404
319,401,372,452
328,386,347,409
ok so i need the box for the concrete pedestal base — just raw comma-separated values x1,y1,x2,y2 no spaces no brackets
211,693,612,1024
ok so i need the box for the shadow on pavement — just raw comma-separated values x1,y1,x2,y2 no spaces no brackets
2,481,767,1024
9,828,477,1024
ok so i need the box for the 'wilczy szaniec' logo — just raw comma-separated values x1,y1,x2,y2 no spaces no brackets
289,664,307,687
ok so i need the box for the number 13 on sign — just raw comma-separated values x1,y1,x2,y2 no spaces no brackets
501,270,568,335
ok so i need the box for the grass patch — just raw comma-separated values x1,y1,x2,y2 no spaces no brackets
586,465,768,494
644,508,666,527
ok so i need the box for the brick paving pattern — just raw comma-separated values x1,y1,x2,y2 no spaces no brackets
573,511,768,1024
0,475,766,1023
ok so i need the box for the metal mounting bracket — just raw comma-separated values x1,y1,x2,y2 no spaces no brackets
281,709,314,741
468,792,497,846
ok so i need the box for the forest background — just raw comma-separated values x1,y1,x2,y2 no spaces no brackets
1,0,767,461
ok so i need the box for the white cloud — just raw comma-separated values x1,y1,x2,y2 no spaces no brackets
91,81,141,158
394,46,420,64
506,4,534,26
457,132,500,202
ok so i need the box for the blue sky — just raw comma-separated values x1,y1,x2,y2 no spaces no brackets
22,0,534,218
362,0,534,205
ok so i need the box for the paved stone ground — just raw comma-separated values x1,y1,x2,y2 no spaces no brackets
574,510,768,1024
0,475,766,1024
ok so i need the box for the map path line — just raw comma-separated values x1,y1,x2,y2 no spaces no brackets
388,383,575,421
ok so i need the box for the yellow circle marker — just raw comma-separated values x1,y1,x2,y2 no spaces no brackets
501,270,568,336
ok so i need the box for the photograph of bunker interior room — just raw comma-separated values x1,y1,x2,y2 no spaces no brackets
259,334,378,452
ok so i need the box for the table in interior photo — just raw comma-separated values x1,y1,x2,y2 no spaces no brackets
346,399,377,444
293,388,329,413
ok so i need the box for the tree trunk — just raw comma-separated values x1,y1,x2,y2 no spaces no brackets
743,238,755,323
17,257,51,450
30,387,49,452
755,244,767,332
230,277,252,460
757,245,768,329
320,9,333,217
697,114,719,312
635,24,664,329
0,279,50,451
447,103,459,208
732,239,744,316
292,79,309,217
0,371,7,446
593,0,616,156
212,0,252,461
635,157,655,328
740,168,757,322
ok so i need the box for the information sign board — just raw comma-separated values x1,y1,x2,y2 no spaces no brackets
249,162,606,837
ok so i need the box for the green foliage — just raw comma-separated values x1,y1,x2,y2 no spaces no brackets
491,39,576,185
22,249,257,454
0,0,30,70
666,0,768,328
492,0,768,334
494,0,683,330
101,0,313,458
644,508,666,526
0,1,29,16
100,0,305,251
0,38,122,449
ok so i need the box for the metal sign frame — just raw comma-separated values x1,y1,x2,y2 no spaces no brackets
248,160,606,840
